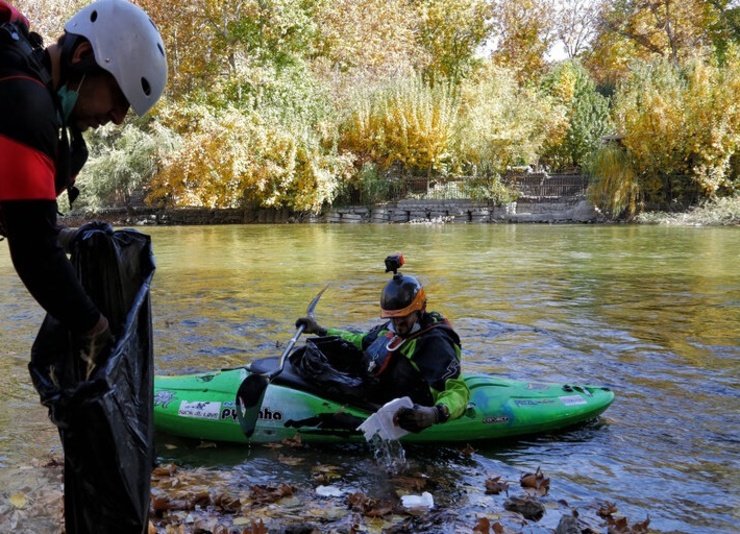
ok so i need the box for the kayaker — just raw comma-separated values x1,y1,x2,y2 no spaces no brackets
296,255,470,433
0,0,167,371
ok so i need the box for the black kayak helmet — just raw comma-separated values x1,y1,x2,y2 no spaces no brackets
380,254,427,318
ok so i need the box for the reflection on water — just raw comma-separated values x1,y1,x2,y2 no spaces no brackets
1,224,738,532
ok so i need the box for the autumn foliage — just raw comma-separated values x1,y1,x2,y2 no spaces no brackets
13,0,740,215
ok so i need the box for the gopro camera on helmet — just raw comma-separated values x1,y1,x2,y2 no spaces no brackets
384,254,404,275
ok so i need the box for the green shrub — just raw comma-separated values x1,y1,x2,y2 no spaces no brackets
76,120,179,211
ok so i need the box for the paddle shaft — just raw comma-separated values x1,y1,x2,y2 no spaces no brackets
236,285,327,438
260,286,329,384
262,284,326,380
266,323,305,380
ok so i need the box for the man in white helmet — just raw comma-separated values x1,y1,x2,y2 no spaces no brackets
0,0,167,373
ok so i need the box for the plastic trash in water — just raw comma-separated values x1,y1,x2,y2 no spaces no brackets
315,485,344,497
357,396,413,441
401,491,434,509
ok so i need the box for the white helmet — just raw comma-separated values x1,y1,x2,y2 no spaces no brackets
65,0,167,116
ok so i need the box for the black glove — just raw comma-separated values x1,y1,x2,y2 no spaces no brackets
77,314,113,380
57,227,79,253
395,404,438,433
295,316,326,335
58,222,114,253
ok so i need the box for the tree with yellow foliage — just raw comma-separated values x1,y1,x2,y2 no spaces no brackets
489,0,555,82
339,77,458,178
587,0,734,88
591,52,740,217
147,103,353,212
453,64,568,175
414,0,494,85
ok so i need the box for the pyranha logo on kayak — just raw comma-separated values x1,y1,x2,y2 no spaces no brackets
218,402,283,422
257,406,283,421
220,401,238,421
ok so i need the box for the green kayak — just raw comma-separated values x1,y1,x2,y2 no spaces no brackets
154,357,615,444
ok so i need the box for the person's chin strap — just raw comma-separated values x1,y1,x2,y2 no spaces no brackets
387,319,422,337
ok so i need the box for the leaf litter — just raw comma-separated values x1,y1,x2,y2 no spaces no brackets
1,443,656,533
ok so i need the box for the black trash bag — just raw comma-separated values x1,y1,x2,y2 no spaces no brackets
288,336,368,402
28,222,155,534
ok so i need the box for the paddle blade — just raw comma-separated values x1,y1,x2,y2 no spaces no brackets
236,373,269,439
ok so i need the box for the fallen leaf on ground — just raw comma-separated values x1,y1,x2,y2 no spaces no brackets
598,501,619,518
472,516,490,533
9,493,27,509
312,464,342,483
282,433,303,447
39,456,64,468
390,474,428,492
520,466,550,496
152,463,178,477
484,475,509,495
607,514,651,534
213,492,241,512
347,491,396,518
278,454,304,466
250,483,294,506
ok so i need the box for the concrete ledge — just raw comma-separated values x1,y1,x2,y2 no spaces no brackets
60,198,605,226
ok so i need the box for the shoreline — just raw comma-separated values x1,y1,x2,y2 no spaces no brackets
58,191,740,228
60,197,607,227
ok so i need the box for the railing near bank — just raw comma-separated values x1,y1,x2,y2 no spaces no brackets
507,172,589,197
383,172,589,201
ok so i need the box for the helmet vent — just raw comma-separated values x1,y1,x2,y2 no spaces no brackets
141,77,151,96
89,10,98,23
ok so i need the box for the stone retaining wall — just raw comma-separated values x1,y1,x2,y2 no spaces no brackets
63,196,604,227
321,197,601,224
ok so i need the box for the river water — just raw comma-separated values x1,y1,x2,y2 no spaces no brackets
0,224,738,533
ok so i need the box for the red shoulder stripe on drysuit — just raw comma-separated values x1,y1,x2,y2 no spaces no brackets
0,1,30,29
0,74,47,87
0,134,56,201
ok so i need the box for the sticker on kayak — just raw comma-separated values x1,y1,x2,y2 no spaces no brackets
178,401,222,420
514,399,555,406
559,395,588,406
154,390,177,409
